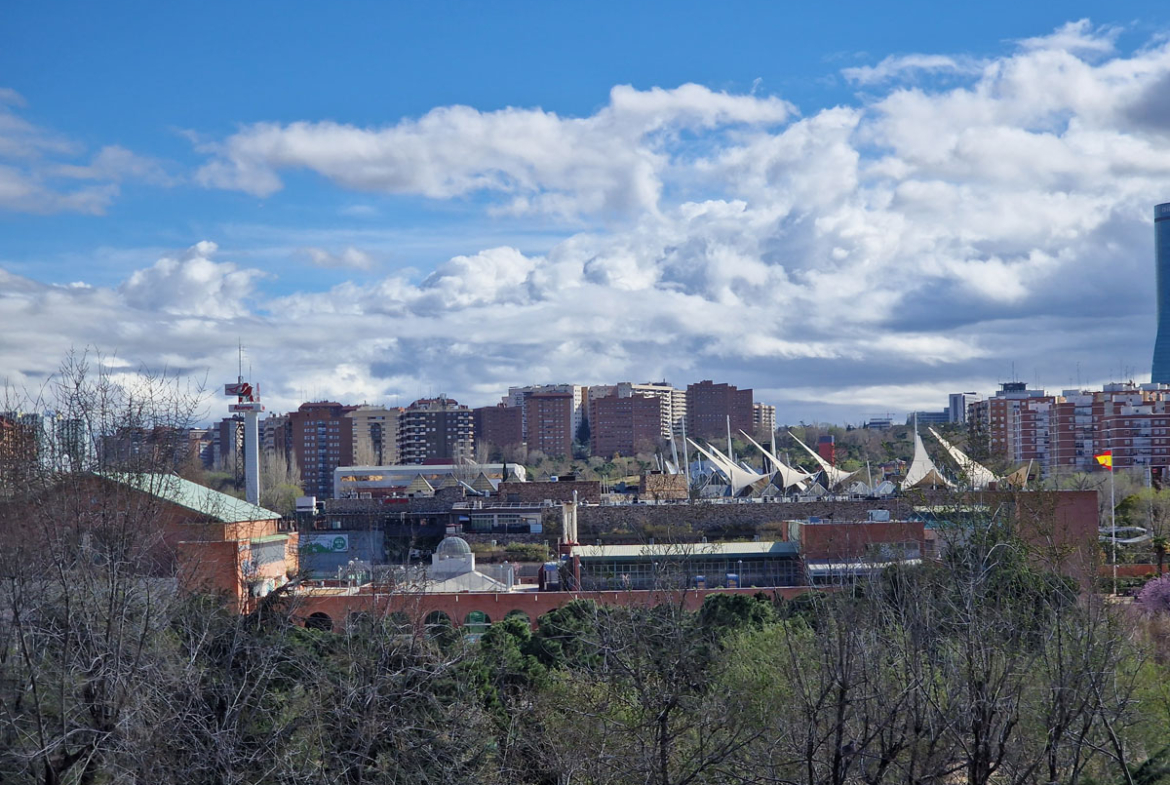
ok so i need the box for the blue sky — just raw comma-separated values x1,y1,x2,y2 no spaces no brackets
3,2,1170,422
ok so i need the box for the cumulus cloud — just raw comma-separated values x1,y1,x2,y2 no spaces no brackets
120,241,266,318
194,83,793,217
0,88,171,213
10,20,1170,421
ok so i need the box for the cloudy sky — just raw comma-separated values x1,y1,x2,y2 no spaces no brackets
3,2,1170,424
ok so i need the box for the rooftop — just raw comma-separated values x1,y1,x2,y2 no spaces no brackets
572,541,798,560
99,472,282,523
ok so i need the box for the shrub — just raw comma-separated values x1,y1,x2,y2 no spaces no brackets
1136,574,1170,614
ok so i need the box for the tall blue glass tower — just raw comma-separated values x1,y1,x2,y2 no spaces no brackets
1154,202,1170,383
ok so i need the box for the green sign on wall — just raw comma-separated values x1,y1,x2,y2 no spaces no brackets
302,534,349,553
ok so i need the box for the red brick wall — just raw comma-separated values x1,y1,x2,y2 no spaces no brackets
793,521,925,561
293,585,812,630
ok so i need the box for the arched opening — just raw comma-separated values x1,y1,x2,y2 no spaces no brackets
305,612,333,632
463,610,491,636
423,610,453,639
504,609,531,625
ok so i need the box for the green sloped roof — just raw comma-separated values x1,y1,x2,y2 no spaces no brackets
99,472,282,523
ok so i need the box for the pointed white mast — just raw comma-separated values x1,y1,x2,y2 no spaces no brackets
668,431,681,475
787,430,859,489
928,427,995,490
726,415,734,465
687,438,766,495
739,429,812,490
902,415,953,490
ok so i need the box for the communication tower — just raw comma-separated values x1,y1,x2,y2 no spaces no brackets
224,377,263,505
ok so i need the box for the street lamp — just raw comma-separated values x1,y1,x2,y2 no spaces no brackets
738,559,743,588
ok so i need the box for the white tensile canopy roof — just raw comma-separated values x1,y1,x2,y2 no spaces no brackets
738,430,813,490
902,426,953,490
928,427,996,490
787,431,860,489
687,439,768,496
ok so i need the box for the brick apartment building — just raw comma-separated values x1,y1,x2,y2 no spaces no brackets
524,392,574,457
290,401,357,499
473,404,524,455
589,382,687,439
398,396,474,465
504,384,586,443
590,393,662,457
970,381,1170,476
687,380,754,440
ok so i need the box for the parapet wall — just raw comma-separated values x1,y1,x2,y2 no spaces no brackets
563,490,1099,543
570,498,915,538
498,480,602,505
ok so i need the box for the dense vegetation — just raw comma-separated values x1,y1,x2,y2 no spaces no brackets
2,524,1169,784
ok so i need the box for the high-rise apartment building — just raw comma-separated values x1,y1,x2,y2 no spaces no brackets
948,392,980,424
347,405,401,465
524,392,574,457
473,404,524,454
215,415,244,469
590,393,662,457
260,412,292,460
967,382,1051,462
1153,202,1170,383
290,402,357,498
970,381,1170,476
398,396,474,464
98,425,192,472
0,411,93,472
686,380,754,440
505,384,586,441
617,382,686,438
752,402,776,436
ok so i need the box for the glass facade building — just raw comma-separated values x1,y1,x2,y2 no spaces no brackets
1154,203,1170,383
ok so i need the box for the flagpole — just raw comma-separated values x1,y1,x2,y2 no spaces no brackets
1111,463,1117,596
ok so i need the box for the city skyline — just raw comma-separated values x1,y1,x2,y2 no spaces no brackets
4,4,1170,423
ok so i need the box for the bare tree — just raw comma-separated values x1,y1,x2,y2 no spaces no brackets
0,351,207,784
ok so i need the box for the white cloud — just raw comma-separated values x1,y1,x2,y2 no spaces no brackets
195,83,793,218
1017,19,1121,54
302,246,375,270
842,54,985,85
120,241,266,318
9,20,1170,421
0,89,171,214
50,145,173,185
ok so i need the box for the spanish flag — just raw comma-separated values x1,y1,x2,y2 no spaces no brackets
1095,450,1113,470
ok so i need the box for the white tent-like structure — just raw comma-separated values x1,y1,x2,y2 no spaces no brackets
927,427,996,490
902,422,953,490
738,430,814,491
687,439,769,496
787,431,860,489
